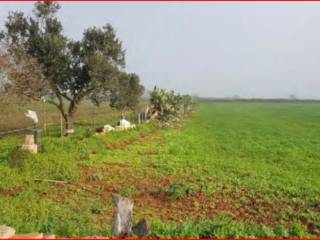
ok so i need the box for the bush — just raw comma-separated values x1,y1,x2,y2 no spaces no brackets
165,182,197,200
150,182,198,201
149,87,195,121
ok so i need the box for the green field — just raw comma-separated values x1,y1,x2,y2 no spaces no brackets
0,102,319,238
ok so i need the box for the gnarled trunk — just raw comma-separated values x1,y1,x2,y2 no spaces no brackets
53,93,79,136
64,114,75,136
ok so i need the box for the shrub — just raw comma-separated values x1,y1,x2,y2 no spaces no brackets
149,87,195,121
148,182,198,201
166,182,197,200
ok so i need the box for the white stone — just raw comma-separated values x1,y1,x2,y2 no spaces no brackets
21,144,38,153
119,119,130,128
43,233,55,239
0,225,15,239
103,125,115,132
64,129,74,135
24,135,35,145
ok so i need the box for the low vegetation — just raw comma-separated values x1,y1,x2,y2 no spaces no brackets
149,86,195,121
0,101,319,237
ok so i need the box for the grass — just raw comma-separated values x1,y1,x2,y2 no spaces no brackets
0,101,319,237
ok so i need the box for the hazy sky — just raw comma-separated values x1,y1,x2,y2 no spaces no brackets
1,2,320,99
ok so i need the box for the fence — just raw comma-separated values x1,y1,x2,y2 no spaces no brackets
0,99,148,131
0,109,146,150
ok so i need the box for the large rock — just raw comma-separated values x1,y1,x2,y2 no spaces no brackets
0,225,15,239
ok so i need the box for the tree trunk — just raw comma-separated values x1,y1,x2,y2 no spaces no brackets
52,93,78,136
64,114,75,136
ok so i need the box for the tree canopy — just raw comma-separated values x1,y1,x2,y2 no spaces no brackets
110,73,144,115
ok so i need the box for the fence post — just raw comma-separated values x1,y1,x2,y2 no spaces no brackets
43,102,47,136
33,128,42,152
60,114,63,137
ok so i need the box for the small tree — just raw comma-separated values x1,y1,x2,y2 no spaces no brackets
1,2,143,133
110,73,144,117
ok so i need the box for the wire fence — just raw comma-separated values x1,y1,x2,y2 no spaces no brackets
0,111,144,140
0,99,148,131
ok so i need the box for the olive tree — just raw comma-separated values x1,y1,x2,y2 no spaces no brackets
110,73,144,117
0,2,143,133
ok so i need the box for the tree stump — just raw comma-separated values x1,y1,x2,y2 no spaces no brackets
111,195,133,238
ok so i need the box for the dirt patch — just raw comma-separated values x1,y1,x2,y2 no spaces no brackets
106,129,162,151
80,162,316,229
50,163,320,237
0,188,22,197
106,139,135,150
134,183,319,235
